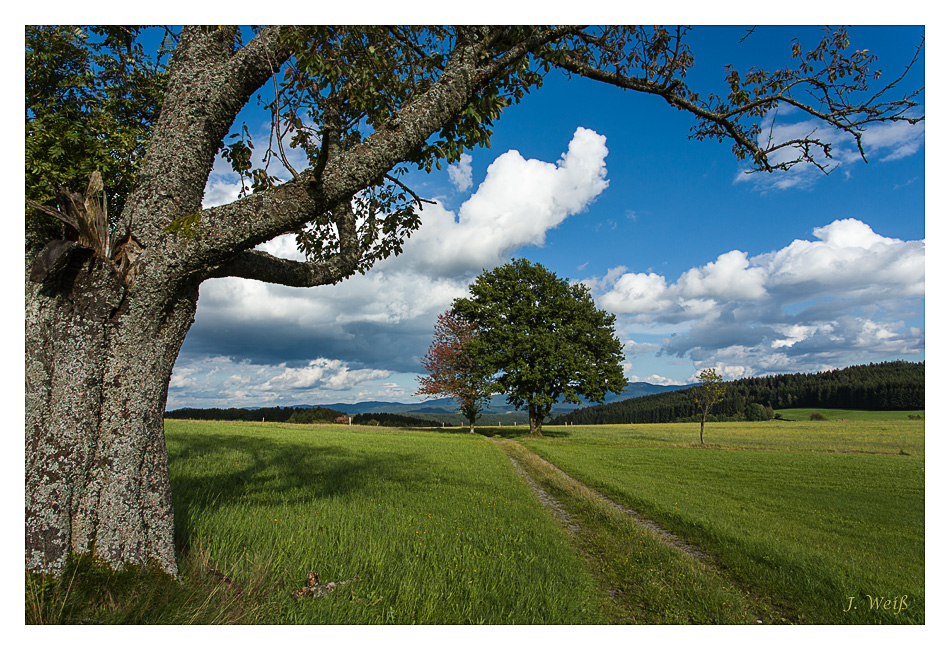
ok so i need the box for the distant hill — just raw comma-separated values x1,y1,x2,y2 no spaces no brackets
165,404,347,423
302,381,688,416
551,360,924,425
165,381,688,423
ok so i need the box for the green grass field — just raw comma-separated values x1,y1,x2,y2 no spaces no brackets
27,413,925,624
163,420,606,624
538,417,924,455
773,407,925,422
524,420,925,624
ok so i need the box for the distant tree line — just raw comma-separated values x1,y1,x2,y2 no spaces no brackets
165,405,346,423
550,361,924,425
165,405,449,429
351,412,445,428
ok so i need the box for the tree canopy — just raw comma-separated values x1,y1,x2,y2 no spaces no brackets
452,259,626,435
416,310,494,433
26,26,170,225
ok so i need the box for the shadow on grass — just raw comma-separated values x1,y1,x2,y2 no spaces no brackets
166,423,570,554
167,432,418,552
472,426,572,439
374,424,571,439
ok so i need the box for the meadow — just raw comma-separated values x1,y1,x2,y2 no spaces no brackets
523,419,924,624
26,415,924,624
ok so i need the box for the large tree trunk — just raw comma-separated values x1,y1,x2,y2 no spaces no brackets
25,248,197,577
527,406,544,437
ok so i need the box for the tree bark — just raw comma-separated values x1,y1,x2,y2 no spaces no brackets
527,406,544,437
24,26,282,577
25,249,197,576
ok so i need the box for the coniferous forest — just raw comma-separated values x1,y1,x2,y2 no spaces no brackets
165,405,346,424
165,405,445,428
551,361,924,425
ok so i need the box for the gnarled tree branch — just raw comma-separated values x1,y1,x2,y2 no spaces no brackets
207,195,363,287
543,27,923,174
181,27,573,284
209,249,358,287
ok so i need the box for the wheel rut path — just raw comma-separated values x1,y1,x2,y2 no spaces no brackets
493,439,709,564
492,438,786,624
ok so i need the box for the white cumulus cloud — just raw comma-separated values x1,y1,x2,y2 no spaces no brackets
261,358,391,391
591,218,924,378
448,153,473,192
177,128,612,406
409,127,609,277
759,218,924,300
678,250,767,301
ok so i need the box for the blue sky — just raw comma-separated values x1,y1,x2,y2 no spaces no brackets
166,24,926,410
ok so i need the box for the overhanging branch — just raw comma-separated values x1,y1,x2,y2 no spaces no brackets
208,248,359,287
543,30,923,174
207,196,362,287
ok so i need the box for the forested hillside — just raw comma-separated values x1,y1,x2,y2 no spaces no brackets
351,412,445,428
165,405,346,423
164,406,443,428
551,361,924,425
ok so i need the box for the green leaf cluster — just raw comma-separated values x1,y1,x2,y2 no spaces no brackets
452,259,626,429
26,26,168,224
235,27,551,269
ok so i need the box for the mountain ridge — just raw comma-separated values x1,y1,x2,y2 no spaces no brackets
292,381,689,415
169,381,689,416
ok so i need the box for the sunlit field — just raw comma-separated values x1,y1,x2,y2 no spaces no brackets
164,420,604,624
524,419,925,624
538,416,924,455
27,415,924,624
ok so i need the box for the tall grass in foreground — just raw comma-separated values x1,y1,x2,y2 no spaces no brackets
163,421,605,624
25,545,275,624
525,423,924,624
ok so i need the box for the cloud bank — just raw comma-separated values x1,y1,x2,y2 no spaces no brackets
173,115,923,407
590,218,924,380
170,128,611,407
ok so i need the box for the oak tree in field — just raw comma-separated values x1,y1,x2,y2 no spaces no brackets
416,310,493,434
452,259,626,436
25,25,922,577
692,368,727,444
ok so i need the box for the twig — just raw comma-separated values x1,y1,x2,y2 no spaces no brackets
384,173,436,210
262,37,300,180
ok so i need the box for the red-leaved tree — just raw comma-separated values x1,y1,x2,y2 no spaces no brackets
416,311,492,433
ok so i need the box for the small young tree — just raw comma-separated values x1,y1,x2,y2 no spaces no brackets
416,311,492,434
692,368,727,444
452,259,626,436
